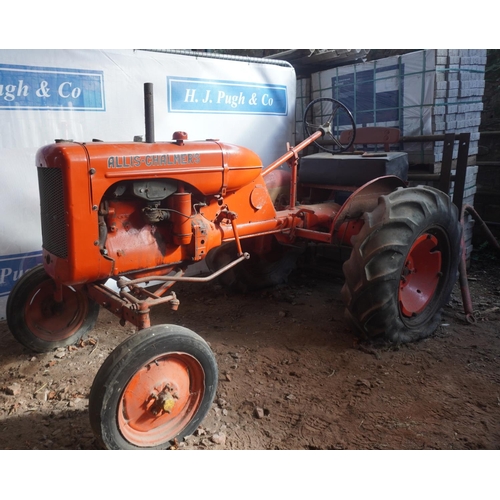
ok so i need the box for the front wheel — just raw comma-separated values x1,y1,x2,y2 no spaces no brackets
341,186,462,344
89,324,218,450
7,265,99,352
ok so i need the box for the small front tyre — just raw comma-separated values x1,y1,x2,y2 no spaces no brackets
89,324,218,450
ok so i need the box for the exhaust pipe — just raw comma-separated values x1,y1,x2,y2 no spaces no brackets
144,82,155,143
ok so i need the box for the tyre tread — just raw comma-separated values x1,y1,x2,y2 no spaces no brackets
342,186,461,344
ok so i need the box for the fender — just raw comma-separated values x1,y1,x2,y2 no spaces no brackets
332,176,407,245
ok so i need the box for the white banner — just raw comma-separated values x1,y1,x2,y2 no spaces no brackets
0,49,296,319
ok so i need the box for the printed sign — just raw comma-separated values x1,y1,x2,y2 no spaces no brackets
0,251,43,297
167,77,288,115
0,64,105,111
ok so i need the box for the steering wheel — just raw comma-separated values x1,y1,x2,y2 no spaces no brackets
303,97,356,153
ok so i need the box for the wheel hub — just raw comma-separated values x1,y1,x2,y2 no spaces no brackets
148,384,179,416
399,233,442,318
26,280,88,341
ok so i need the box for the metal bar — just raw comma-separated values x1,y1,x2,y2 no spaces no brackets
294,228,332,243
457,203,500,324
118,252,250,289
478,130,500,136
438,133,456,194
143,293,179,308
53,282,64,304
300,182,358,191
262,130,323,177
86,283,152,329
401,134,462,143
408,174,456,182
464,205,500,251
288,147,299,208
121,306,151,330
477,161,500,167
148,269,185,297
458,232,475,324
230,218,244,256
452,133,471,214
137,49,294,69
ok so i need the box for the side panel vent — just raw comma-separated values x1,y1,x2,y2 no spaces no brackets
37,168,68,258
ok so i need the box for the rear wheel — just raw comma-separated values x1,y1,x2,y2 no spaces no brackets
7,265,99,352
89,324,218,450
341,186,461,344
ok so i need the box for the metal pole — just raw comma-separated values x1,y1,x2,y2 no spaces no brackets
144,82,155,143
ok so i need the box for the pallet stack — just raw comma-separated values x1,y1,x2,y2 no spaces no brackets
432,49,486,167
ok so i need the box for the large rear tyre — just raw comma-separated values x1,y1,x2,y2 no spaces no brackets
6,264,99,352
89,324,218,450
341,186,461,344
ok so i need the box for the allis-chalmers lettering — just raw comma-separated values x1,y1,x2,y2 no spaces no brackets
107,153,201,168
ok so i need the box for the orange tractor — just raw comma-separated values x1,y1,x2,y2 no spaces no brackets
7,84,461,449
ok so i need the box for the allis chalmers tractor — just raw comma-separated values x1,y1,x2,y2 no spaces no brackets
7,84,461,450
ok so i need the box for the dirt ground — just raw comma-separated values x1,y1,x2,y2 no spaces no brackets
0,246,499,451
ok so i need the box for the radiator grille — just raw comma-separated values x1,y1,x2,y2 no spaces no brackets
37,167,68,258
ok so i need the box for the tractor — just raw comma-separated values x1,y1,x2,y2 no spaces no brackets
6,84,462,449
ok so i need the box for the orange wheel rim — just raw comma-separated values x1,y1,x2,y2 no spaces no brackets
25,279,88,342
118,353,205,447
399,233,442,317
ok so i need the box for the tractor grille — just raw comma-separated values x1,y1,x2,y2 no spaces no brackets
37,167,68,258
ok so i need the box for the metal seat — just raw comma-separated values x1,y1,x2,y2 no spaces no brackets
340,127,401,152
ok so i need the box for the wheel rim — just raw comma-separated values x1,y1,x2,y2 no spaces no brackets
399,233,442,318
117,353,205,447
25,279,89,342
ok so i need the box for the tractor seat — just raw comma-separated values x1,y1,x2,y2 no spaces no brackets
339,127,401,152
